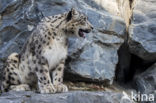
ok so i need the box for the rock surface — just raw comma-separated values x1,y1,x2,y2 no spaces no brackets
0,0,126,84
129,0,156,61
67,30,124,84
134,63,156,95
0,91,133,103
93,0,133,26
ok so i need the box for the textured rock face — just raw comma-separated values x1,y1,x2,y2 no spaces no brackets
0,0,126,84
134,63,156,95
0,91,133,103
87,0,132,26
90,0,120,16
117,0,133,26
129,0,156,61
68,31,124,84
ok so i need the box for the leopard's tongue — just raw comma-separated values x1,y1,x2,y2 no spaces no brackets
79,31,85,38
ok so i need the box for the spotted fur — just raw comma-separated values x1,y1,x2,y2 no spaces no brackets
1,8,93,93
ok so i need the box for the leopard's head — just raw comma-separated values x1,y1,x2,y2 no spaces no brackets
65,8,93,38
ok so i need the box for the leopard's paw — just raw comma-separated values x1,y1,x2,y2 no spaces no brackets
40,84,56,94
54,83,68,93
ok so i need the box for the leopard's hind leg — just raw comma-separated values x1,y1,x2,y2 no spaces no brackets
1,53,30,92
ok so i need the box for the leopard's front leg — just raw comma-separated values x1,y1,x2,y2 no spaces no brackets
36,64,56,94
52,59,68,92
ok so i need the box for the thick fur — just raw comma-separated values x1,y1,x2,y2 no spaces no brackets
1,8,93,93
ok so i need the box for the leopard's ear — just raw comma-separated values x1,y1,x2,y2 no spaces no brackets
66,9,72,21
66,8,77,21
71,8,77,15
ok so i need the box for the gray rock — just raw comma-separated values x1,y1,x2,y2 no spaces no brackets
67,30,124,84
134,63,156,95
0,91,133,103
129,0,156,61
0,0,126,84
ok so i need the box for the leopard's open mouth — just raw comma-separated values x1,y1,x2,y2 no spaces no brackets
78,29,91,38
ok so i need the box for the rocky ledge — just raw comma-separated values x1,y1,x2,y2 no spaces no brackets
0,91,133,103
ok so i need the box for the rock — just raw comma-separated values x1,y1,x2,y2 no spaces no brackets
133,63,156,95
91,0,133,27
0,0,126,84
87,0,120,16
67,30,124,85
0,91,133,103
129,0,156,61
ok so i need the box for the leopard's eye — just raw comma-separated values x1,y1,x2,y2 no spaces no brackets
80,16,83,19
84,17,86,21
83,17,87,21
80,20,85,25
